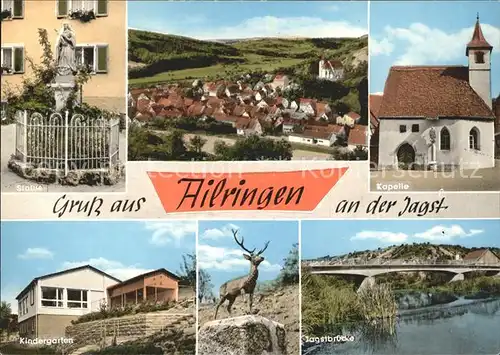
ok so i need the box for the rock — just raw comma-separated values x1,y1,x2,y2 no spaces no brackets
198,315,287,355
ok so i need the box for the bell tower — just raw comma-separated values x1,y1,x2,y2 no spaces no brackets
466,14,493,110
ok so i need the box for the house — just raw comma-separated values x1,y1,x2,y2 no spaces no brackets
16,265,120,339
463,249,500,264
1,0,126,112
270,74,290,90
289,124,342,147
337,112,361,126
377,16,495,170
235,117,263,136
299,98,317,116
107,269,181,309
347,124,368,150
318,58,344,81
316,102,332,121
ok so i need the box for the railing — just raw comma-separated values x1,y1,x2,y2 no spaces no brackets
14,110,120,176
304,259,500,267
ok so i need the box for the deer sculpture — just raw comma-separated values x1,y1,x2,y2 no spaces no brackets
214,229,270,320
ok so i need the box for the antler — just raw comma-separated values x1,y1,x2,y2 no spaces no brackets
256,241,270,256
232,229,256,254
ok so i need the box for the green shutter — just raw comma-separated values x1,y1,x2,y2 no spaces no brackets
12,0,23,18
96,45,108,73
13,47,24,73
96,0,108,16
57,0,68,17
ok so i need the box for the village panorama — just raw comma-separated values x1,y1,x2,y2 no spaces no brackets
127,30,368,161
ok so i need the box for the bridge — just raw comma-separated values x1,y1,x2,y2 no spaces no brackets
304,260,500,291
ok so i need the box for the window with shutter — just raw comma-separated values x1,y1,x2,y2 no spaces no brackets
57,0,68,17
13,47,24,73
12,0,23,18
96,0,108,16
96,45,108,73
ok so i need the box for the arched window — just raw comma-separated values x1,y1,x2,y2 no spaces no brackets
475,51,485,64
469,127,480,150
440,127,450,150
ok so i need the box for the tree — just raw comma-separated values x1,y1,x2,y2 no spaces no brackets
198,269,215,303
214,135,293,161
178,253,196,287
0,301,12,340
188,135,207,154
277,243,299,286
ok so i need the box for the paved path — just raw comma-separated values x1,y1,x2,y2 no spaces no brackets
1,124,126,192
370,161,500,192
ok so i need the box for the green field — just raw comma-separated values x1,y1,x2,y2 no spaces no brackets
128,29,367,86
130,57,304,85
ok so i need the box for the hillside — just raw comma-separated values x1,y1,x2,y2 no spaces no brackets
198,285,299,355
128,29,367,86
304,243,500,263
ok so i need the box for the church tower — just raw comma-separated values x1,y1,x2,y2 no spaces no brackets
466,14,493,109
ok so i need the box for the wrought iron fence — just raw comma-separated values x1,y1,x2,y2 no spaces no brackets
14,110,120,176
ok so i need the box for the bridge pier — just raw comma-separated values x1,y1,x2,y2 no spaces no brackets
357,276,376,293
449,273,464,282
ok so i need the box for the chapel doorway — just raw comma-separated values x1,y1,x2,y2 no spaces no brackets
397,143,415,169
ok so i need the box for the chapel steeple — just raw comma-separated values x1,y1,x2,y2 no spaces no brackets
466,14,493,110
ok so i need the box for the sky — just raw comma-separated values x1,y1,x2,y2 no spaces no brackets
128,1,368,40
370,1,500,97
0,221,196,314
198,220,298,294
301,219,500,260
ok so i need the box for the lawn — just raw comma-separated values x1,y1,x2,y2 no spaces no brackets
129,57,305,86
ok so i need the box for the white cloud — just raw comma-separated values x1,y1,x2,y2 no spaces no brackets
18,248,54,260
61,257,153,281
323,5,340,12
370,37,394,56
414,225,484,242
141,16,367,40
201,223,240,240
198,244,281,272
371,22,500,65
144,221,196,246
351,231,408,243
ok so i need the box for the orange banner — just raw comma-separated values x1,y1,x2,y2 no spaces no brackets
148,168,348,213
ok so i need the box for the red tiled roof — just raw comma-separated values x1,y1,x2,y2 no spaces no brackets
467,18,493,50
348,125,367,146
322,60,343,69
187,103,205,116
297,129,332,140
235,117,259,130
346,111,361,120
379,66,495,118
232,105,247,117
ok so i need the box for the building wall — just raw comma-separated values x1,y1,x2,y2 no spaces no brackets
178,286,195,300
288,135,331,147
37,314,79,339
378,118,495,169
1,0,126,112
17,285,37,323
18,315,36,339
468,49,492,110
37,268,118,317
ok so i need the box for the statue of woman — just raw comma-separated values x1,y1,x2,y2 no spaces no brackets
56,23,76,75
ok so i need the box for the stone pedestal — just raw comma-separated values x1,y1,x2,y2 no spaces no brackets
428,142,437,171
50,75,76,112
198,315,287,355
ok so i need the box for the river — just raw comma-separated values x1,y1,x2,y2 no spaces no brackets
302,297,500,355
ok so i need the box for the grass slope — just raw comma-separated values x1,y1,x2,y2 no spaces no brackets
128,29,367,86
